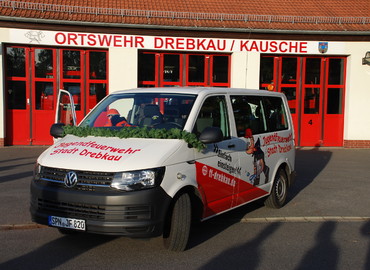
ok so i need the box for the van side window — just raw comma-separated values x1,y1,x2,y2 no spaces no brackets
264,96,289,132
193,95,230,140
231,95,267,136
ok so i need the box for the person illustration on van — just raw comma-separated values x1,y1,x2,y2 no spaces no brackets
245,128,269,185
104,108,133,127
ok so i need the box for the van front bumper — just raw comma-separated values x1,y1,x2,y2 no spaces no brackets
30,181,172,237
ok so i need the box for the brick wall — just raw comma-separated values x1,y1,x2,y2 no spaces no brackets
344,140,370,148
0,138,4,147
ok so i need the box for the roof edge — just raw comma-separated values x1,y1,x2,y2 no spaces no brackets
1,16,370,36
2,0,370,25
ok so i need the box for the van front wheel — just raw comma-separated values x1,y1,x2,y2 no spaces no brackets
264,169,288,209
163,193,191,252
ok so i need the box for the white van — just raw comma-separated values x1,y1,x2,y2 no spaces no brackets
31,87,296,251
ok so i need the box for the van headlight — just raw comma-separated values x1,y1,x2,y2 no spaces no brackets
34,163,42,181
111,167,165,191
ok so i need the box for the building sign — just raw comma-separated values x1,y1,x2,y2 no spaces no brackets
318,41,329,53
10,29,345,54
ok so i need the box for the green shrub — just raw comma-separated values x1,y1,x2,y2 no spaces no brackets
63,126,205,151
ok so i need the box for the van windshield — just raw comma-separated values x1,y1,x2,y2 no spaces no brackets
79,93,197,130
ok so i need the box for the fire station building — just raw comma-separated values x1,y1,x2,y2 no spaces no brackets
0,0,369,147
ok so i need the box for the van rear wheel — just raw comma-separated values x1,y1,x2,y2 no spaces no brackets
264,168,288,209
163,193,191,252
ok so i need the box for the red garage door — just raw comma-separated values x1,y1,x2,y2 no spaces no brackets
260,55,346,147
5,46,108,146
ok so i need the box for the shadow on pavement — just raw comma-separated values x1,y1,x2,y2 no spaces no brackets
288,148,332,203
197,221,341,270
0,147,47,184
0,233,115,269
294,221,339,270
198,222,281,270
361,220,370,270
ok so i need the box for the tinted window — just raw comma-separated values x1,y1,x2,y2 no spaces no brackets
260,57,274,84
80,93,196,130
231,95,267,136
63,50,81,79
193,96,230,139
212,56,229,83
263,97,289,132
188,55,205,83
231,95,288,136
6,47,26,77
35,49,54,78
89,51,107,80
138,53,155,82
7,81,26,109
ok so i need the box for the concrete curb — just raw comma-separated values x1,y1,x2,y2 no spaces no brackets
240,216,370,223
0,223,48,231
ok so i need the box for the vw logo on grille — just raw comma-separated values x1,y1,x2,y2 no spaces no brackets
64,171,78,188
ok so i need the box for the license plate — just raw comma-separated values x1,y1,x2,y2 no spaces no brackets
48,216,86,231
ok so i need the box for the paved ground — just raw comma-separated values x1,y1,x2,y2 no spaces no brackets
0,146,370,229
234,147,370,220
0,146,48,228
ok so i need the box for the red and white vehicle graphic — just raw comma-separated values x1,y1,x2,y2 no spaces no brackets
31,87,296,251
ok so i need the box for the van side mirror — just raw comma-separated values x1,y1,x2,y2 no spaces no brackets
199,127,223,144
50,123,65,138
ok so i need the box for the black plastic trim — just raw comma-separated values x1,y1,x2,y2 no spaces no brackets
30,180,172,237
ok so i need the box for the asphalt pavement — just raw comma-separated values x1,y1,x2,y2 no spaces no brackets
0,146,370,229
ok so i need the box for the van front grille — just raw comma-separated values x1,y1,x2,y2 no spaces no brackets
37,199,151,221
37,166,114,191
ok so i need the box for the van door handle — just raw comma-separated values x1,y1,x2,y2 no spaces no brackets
228,144,235,148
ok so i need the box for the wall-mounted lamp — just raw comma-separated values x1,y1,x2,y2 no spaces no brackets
362,51,370,65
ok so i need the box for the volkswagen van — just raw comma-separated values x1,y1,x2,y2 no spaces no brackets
30,87,296,251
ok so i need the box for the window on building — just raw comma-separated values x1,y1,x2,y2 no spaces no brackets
138,52,230,88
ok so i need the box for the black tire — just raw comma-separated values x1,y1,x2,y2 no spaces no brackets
163,193,191,252
264,168,288,209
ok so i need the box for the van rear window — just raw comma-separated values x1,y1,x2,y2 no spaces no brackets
231,95,288,137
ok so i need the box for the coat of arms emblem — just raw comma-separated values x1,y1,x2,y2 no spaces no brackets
318,42,328,53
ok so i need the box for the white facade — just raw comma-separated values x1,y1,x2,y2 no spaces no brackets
1,27,370,145
344,42,370,140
